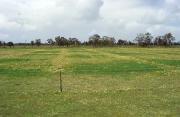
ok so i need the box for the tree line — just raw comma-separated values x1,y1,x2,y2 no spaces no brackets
0,32,180,48
134,32,176,46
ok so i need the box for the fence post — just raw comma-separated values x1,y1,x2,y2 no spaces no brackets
59,69,63,92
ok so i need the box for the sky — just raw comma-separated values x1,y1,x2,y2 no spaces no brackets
0,0,180,42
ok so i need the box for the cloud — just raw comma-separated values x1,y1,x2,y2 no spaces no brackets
0,14,21,30
76,0,103,21
0,0,179,42
0,33,9,40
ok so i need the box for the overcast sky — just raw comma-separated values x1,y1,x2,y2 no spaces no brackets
0,0,180,42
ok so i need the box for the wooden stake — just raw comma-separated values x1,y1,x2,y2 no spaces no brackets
59,70,63,92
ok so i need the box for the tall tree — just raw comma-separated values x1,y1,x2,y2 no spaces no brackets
89,34,101,47
154,33,175,46
0,41,2,47
7,42,14,48
102,36,116,46
163,33,175,46
134,32,153,46
117,39,128,45
144,32,153,46
55,36,68,47
154,36,163,46
69,38,80,46
3,41,6,48
55,36,61,46
47,38,55,46
35,39,41,47
31,41,34,47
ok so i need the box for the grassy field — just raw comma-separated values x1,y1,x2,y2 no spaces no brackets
0,47,180,117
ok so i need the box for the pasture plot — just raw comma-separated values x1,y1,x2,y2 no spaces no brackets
0,47,180,117
66,48,161,76
67,61,160,75
0,49,61,78
154,59,180,68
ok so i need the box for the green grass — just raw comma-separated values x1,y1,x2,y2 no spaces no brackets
0,47,180,117
67,61,160,75
0,68,41,77
154,59,180,67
